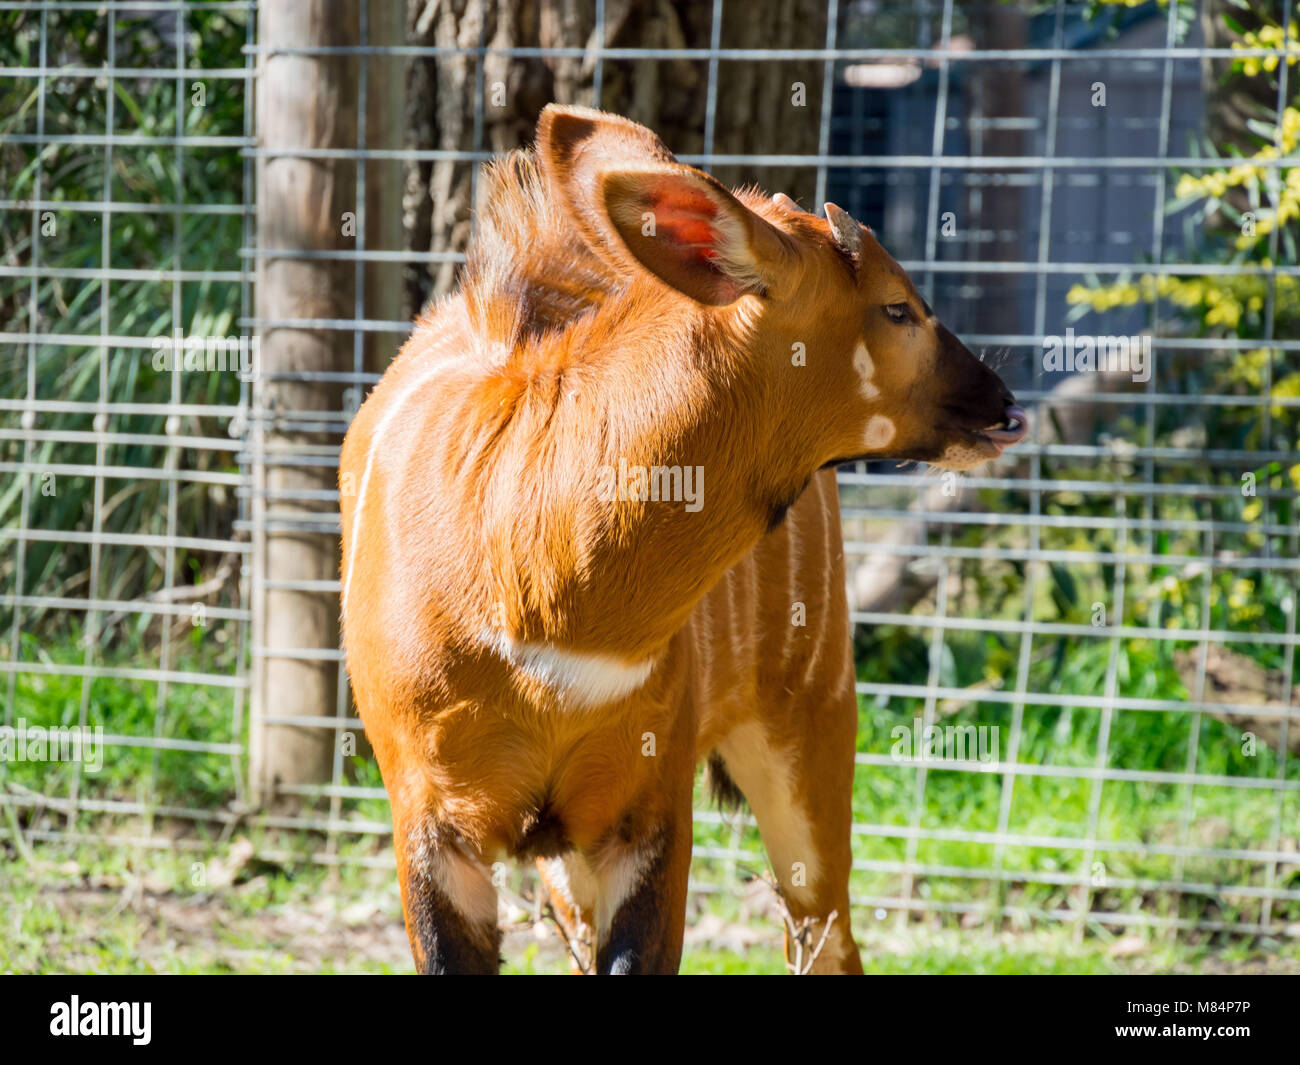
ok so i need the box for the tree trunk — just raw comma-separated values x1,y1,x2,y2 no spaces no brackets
252,0,358,806
403,0,831,315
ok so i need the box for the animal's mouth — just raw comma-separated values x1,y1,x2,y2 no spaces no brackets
970,405,1028,453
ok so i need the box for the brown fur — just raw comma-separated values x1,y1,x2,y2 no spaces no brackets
340,106,1023,974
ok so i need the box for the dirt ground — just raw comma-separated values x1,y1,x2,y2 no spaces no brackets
3,854,787,973
9,869,1300,975
5,838,1299,975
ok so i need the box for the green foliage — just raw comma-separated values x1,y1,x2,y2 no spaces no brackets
2,2,1296,969
0,6,249,648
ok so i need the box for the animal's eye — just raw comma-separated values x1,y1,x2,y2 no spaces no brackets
883,302,913,324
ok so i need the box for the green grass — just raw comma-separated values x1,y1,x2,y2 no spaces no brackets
6,615,1298,975
5,841,1297,975
3,629,242,808
1,0,1296,978
690,648,1300,939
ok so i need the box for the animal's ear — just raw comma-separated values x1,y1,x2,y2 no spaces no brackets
536,104,789,306
538,104,678,177
598,168,790,305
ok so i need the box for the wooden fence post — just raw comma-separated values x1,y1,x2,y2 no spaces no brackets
251,0,360,807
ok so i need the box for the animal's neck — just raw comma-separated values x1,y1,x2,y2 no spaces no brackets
487,302,814,663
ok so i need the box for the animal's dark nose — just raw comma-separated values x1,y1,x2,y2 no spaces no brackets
984,404,1028,447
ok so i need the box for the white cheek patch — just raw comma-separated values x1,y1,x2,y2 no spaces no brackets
852,341,880,400
862,414,895,451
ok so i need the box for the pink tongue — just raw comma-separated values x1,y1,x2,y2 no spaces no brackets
985,405,1028,445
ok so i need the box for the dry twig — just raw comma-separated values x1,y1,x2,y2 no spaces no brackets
763,870,839,975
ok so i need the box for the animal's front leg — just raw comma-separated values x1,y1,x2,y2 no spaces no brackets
394,820,501,974
592,804,693,975
587,739,696,975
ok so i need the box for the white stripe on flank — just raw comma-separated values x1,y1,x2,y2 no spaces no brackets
342,355,458,611
482,629,655,709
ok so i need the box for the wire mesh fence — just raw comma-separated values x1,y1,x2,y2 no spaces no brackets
0,0,257,860
2,0,1298,945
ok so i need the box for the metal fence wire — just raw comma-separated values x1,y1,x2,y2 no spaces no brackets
2,0,1298,944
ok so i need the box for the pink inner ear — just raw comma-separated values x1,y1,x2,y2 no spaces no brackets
646,181,722,264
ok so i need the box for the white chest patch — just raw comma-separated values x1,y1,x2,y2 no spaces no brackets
852,341,880,400
482,629,656,709
862,414,896,450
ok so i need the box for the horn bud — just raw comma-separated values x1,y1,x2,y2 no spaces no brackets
824,202,862,259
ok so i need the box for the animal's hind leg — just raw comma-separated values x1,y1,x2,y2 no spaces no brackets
535,853,597,973
713,676,864,974
395,821,501,974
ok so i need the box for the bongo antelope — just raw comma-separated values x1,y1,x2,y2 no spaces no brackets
339,105,1027,974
